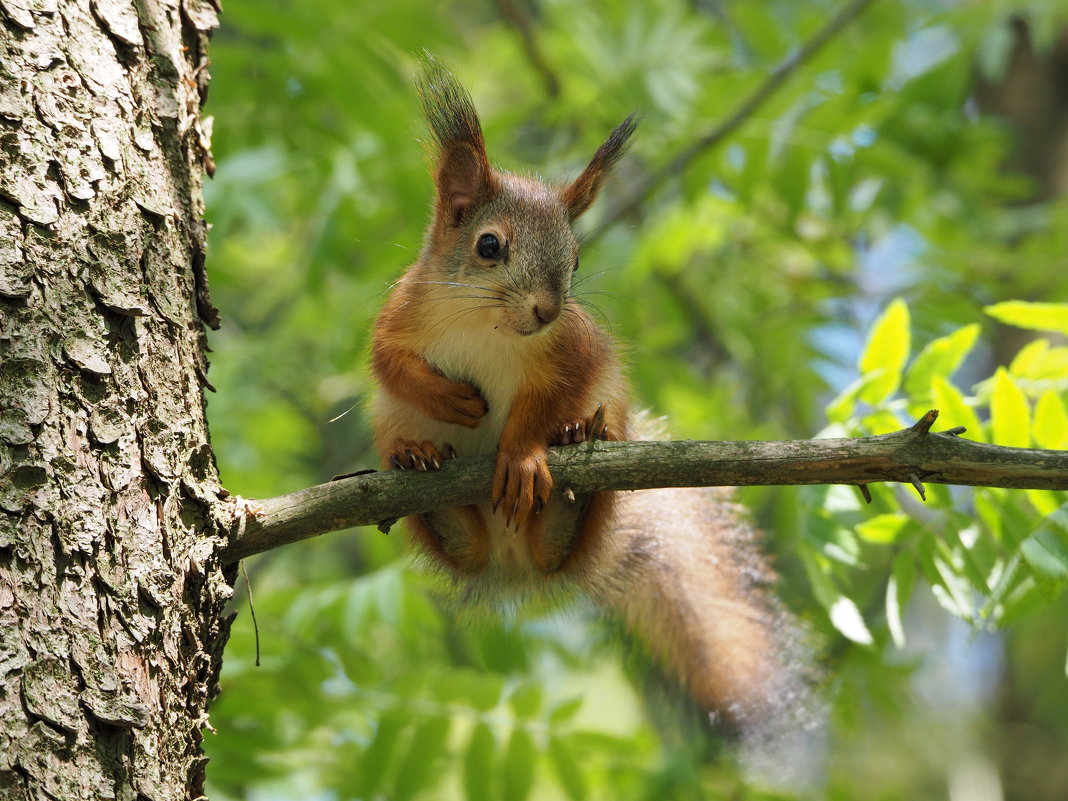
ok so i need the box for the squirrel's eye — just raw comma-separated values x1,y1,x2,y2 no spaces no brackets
476,233,501,259
573,256,580,274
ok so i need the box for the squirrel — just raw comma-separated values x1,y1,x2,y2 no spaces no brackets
370,59,816,776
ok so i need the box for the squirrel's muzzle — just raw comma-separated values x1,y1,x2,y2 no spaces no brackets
533,299,561,327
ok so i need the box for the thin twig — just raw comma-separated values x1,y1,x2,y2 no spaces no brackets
591,0,882,240
240,561,261,667
494,0,561,98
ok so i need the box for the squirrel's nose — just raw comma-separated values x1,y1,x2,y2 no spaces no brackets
533,300,561,326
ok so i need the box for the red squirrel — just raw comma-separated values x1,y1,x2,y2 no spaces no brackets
370,59,814,772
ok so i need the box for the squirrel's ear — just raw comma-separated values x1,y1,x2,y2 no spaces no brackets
418,57,496,227
560,113,639,221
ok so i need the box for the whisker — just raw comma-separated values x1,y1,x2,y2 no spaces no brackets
569,298,614,337
558,303,591,351
402,279,507,293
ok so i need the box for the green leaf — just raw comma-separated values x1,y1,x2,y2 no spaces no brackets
1034,390,1068,449
509,682,543,720
931,375,986,443
436,670,504,712
1020,507,1068,579
357,708,407,799
549,736,588,801
778,144,811,224
463,722,496,801
501,727,537,801
887,551,916,648
903,323,979,397
548,697,584,725
858,299,911,405
985,301,1068,336
856,513,909,544
393,716,451,801
990,367,1030,448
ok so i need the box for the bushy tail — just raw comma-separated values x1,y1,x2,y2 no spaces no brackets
586,484,823,785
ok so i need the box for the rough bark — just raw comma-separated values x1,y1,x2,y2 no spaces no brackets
0,2,232,800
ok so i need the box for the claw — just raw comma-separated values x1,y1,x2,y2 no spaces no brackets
589,403,606,438
391,454,405,470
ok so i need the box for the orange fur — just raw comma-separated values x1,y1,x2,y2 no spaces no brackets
368,61,815,779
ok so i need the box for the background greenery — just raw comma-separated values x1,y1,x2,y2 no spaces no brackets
200,1,1068,798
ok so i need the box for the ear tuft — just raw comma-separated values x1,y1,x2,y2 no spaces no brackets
417,54,496,227
560,113,640,221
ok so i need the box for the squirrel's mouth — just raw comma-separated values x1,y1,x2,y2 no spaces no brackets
512,320,553,337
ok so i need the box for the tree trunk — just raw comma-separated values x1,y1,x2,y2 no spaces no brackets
0,2,232,799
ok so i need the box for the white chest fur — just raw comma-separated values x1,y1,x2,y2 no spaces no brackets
419,325,529,455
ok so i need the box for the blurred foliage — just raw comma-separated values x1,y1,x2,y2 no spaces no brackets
201,0,1068,799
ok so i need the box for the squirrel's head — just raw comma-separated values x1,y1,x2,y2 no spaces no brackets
416,58,636,338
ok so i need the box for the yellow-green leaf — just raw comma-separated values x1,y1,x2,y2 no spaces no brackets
863,410,906,435
931,375,986,443
985,301,1068,336
1034,390,1068,450
904,324,980,398
1026,490,1060,517
858,299,911,405
856,513,909,544
1009,339,1050,378
990,367,1030,448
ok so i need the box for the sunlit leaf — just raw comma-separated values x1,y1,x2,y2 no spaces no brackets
829,596,874,645
856,513,909,544
990,367,1030,448
931,375,986,443
985,301,1068,336
1034,390,1068,450
903,323,979,397
1009,339,1051,379
858,299,910,405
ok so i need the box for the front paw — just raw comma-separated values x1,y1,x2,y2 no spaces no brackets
551,403,613,446
491,446,552,527
388,439,457,471
430,380,489,429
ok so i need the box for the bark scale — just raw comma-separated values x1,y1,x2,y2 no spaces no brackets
0,2,231,800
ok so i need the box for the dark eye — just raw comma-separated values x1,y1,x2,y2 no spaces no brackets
476,233,501,259
573,256,580,274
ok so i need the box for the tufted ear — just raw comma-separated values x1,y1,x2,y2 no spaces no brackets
418,57,497,227
559,113,639,221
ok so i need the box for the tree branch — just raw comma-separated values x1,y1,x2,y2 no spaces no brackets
220,411,1068,564
591,0,881,240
